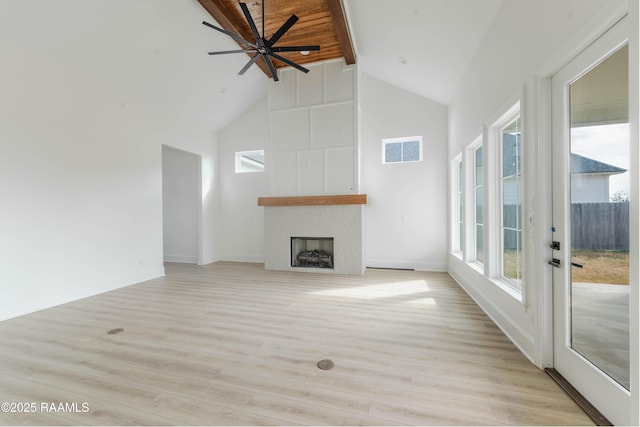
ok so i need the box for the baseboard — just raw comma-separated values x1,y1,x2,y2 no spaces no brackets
216,254,265,264
448,268,537,366
366,259,447,272
164,254,198,264
0,267,165,322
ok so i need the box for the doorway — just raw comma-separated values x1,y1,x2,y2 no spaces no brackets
550,17,631,425
161,145,202,264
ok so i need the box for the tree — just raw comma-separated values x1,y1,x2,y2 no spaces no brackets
610,190,629,203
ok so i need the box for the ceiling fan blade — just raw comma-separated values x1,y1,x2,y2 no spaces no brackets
263,54,280,81
202,21,257,48
208,49,256,55
271,45,321,53
267,14,298,47
239,2,262,43
269,52,310,74
238,53,262,76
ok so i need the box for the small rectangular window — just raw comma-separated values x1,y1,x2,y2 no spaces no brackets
235,150,264,173
382,136,423,163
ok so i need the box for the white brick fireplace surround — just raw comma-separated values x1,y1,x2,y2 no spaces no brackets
259,195,367,275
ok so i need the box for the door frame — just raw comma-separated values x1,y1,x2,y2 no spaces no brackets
161,144,203,265
534,3,638,424
551,18,630,425
536,0,630,372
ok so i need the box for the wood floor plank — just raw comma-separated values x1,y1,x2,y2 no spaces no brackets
0,261,594,426
0,372,181,426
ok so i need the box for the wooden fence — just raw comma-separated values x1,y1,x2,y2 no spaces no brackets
502,202,629,251
571,202,629,251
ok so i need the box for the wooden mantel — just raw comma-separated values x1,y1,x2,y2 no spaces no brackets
258,194,367,207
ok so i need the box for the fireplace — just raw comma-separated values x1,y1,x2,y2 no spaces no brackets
259,195,366,275
291,237,334,269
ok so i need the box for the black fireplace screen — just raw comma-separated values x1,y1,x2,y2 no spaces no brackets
291,237,334,269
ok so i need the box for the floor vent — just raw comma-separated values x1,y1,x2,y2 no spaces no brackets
317,359,334,370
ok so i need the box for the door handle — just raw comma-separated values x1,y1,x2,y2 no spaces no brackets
548,258,561,268
571,262,583,269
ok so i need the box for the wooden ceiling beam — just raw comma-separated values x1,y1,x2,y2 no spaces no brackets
197,0,356,80
325,0,356,65
197,0,271,77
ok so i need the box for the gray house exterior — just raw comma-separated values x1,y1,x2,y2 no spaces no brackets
570,152,627,203
502,148,626,205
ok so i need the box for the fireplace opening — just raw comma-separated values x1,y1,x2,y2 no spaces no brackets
291,237,334,269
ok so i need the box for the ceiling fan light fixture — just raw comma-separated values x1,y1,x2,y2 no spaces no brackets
203,1,321,82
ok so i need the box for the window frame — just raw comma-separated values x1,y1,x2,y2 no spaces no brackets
500,114,523,289
451,154,464,257
486,97,524,299
382,136,423,164
465,136,484,267
235,150,265,174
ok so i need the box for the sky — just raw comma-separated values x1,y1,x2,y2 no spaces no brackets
571,122,630,199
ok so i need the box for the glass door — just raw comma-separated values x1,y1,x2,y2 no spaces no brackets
551,17,631,425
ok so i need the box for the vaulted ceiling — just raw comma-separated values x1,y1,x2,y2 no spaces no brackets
196,0,505,104
1,0,506,132
346,0,504,104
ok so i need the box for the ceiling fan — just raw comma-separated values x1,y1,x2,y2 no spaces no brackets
203,1,321,82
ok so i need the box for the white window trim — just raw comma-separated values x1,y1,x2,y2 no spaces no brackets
451,153,463,257
465,135,484,268
235,150,265,174
486,91,525,302
382,136,423,164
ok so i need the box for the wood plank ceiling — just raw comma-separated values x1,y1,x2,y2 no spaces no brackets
197,0,356,78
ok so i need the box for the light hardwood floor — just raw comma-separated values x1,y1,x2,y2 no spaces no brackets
0,262,593,426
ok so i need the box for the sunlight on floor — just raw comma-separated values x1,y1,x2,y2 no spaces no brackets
406,297,438,306
310,280,431,300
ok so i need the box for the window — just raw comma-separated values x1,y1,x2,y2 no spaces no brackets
382,136,423,163
500,115,522,287
235,150,264,173
451,154,463,254
474,144,484,264
458,160,464,253
483,95,524,299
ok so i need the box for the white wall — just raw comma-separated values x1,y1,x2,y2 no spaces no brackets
0,0,236,320
360,74,449,271
216,71,450,271
162,146,201,264
217,98,268,263
268,60,358,195
0,48,163,321
216,59,361,264
448,0,626,365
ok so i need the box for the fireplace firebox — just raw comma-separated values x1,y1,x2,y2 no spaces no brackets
291,237,334,269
